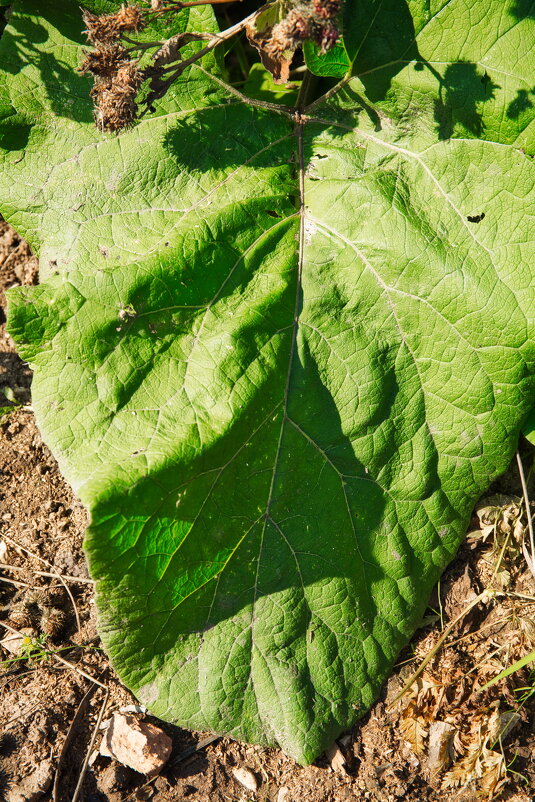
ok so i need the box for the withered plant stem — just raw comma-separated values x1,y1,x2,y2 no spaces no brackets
516,451,535,579
160,8,257,63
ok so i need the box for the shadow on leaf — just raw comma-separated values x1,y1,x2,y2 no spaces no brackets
507,0,535,18
0,1,94,124
506,87,535,120
434,61,500,140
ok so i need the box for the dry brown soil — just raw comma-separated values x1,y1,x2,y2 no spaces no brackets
1,220,535,802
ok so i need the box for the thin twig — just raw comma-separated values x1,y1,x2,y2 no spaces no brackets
2,535,82,632
152,8,256,74
0,575,30,588
0,562,94,585
53,652,107,690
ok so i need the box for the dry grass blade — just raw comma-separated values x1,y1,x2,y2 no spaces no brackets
0,574,30,588
516,452,535,579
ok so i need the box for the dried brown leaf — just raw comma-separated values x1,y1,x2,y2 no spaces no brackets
246,2,294,84
427,720,456,775
400,699,428,754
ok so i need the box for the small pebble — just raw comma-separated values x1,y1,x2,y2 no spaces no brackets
231,766,259,793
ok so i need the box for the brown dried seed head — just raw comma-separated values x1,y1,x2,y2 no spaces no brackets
115,62,144,90
80,44,130,77
10,601,34,629
96,97,137,132
40,607,65,637
267,10,312,58
83,5,146,44
24,589,49,609
116,4,146,33
82,10,121,44
9,588,49,628
286,8,312,39
89,58,143,131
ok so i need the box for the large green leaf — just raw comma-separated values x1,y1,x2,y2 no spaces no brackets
2,0,534,763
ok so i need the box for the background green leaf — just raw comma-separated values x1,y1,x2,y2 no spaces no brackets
1,0,534,764
303,38,350,78
243,62,299,106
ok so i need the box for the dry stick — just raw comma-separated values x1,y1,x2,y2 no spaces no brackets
53,652,107,690
0,574,30,588
2,535,82,632
516,451,535,580
388,589,494,708
0,562,94,585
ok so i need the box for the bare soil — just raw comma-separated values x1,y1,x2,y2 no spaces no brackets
1,220,534,802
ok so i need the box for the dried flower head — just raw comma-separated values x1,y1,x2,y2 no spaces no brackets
40,607,65,638
116,4,146,32
263,0,342,62
9,588,49,628
10,601,34,629
80,43,130,78
285,8,312,39
312,0,342,19
83,4,146,44
92,62,144,132
267,9,312,58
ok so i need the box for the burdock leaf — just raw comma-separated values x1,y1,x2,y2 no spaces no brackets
1,0,534,764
